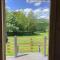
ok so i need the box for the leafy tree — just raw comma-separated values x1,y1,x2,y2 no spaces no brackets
13,11,28,32
6,10,49,34
36,19,49,32
6,11,19,32
26,11,37,33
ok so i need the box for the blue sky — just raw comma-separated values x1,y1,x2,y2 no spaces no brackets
5,0,50,19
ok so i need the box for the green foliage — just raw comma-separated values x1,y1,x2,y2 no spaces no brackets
6,32,49,56
6,11,19,32
6,10,49,34
26,11,37,33
36,19,49,32
13,11,28,31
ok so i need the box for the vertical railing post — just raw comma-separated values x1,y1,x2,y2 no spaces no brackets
38,43,40,53
44,35,47,56
30,38,33,52
14,35,18,57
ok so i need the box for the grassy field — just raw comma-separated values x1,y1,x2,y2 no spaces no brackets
6,32,49,56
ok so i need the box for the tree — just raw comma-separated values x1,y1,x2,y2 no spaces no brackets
13,11,28,32
6,10,49,34
36,19,49,32
26,11,37,33
6,11,19,32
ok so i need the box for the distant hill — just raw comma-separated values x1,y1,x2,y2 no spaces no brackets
37,18,49,23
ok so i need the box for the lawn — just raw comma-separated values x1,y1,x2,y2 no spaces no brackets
6,32,49,56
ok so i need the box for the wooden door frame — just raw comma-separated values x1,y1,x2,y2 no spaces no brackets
49,0,56,60
49,0,60,60
0,0,59,60
1,0,6,60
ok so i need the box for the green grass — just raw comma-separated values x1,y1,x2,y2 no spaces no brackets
6,32,49,56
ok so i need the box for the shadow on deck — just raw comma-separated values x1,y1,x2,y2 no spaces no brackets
6,53,48,60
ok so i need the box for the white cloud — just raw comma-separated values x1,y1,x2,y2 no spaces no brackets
42,8,49,13
15,8,49,19
15,9,24,12
34,8,49,19
26,0,42,3
40,15,49,19
34,8,41,14
40,8,50,19
6,6,11,9
15,8,32,11
24,8,33,16
34,2,41,6
33,8,41,18
24,8,32,13
5,6,13,12
15,10,20,12
15,8,33,16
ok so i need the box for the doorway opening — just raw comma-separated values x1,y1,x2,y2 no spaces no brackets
5,0,50,60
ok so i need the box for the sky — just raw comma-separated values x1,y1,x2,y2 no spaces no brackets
5,0,50,19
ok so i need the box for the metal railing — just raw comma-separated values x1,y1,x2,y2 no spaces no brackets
6,35,49,57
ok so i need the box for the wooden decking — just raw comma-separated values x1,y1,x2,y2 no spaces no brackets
6,53,48,60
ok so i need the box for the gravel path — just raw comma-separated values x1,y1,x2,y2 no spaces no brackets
6,53,48,60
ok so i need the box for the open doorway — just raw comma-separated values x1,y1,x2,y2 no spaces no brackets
5,0,50,60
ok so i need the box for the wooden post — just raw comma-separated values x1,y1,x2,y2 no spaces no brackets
44,36,47,56
14,35,18,57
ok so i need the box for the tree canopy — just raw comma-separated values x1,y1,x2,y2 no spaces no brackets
6,10,49,34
